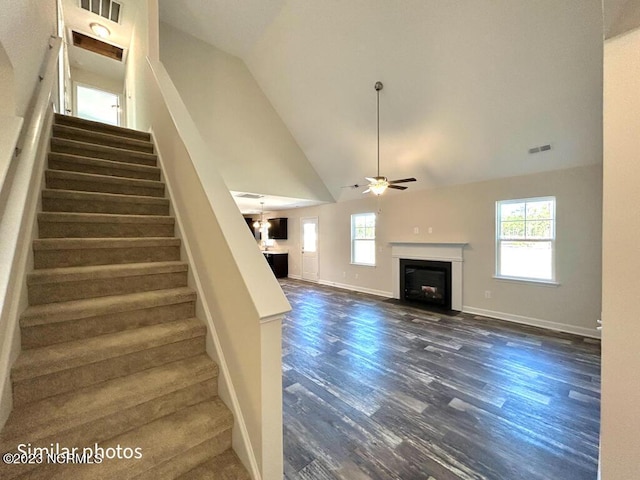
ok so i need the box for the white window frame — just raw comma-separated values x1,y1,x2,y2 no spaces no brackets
351,213,376,266
495,196,557,284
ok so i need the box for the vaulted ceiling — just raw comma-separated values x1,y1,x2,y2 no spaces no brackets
159,0,604,202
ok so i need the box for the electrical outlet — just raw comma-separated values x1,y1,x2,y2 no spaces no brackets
413,227,419,234
484,290,492,299
428,227,433,234
355,273,359,279
343,271,346,278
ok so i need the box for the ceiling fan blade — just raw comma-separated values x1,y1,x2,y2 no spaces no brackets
387,185,408,190
388,177,417,184
340,184,361,189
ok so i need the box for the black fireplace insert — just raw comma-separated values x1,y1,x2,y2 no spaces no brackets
400,259,452,311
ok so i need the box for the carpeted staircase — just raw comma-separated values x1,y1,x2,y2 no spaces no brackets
0,114,251,479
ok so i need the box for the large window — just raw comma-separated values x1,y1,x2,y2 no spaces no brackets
351,213,376,266
496,197,556,281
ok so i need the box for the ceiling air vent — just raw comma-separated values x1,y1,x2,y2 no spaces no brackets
72,31,123,61
80,0,122,24
235,193,264,199
528,144,552,154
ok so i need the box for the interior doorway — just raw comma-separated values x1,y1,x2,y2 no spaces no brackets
74,83,121,126
301,217,318,281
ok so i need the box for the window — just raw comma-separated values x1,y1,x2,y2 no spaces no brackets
351,213,376,266
496,197,555,282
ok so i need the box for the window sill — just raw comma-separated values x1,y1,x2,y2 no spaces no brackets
351,262,376,267
492,275,560,287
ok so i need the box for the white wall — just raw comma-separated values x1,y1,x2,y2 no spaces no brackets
158,22,334,204
279,164,602,337
601,26,640,479
0,0,57,117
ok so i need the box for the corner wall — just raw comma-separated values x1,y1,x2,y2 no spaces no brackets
278,164,602,337
158,22,333,203
0,0,57,117
601,26,640,479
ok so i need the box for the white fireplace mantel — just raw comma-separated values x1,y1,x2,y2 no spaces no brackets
389,242,467,310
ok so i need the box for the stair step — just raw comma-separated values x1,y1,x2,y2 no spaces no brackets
48,152,161,181
177,449,251,480
33,237,181,269
45,170,166,198
0,355,218,478
27,260,188,305
42,189,170,216
38,212,175,238
34,399,233,480
11,318,206,405
53,124,155,153
51,137,158,167
21,288,196,348
1,355,217,450
54,113,151,142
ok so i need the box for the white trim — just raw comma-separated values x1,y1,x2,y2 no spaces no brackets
492,275,560,287
260,313,285,325
152,132,261,480
463,305,601,339
317,279,392,298
390,243,465,311
287,274,302,280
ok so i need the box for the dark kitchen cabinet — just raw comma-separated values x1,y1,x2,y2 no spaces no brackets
263,253,288,278
267,218,288,239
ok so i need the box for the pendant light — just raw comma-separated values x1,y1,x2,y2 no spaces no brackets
253,202,271,230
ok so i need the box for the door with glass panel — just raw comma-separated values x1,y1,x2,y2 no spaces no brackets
301,217,319,281
74,83,121,126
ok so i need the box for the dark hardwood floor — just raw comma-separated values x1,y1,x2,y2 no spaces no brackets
280,279,601,480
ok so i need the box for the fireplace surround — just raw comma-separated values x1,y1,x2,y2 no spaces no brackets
390,242,466,311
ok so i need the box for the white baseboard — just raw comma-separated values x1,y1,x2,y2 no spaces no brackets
317,279,392,298
463,306,601,339
287,274,301,280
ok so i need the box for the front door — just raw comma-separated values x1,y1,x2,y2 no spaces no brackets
301,217,318,281
75,83,121,126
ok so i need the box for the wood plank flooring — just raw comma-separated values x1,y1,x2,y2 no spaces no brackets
280,279,601,480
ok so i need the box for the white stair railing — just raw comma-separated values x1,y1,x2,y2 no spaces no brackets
0,36,62,427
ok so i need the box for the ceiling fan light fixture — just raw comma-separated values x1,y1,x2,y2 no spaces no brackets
369,177,389,196
90,22,111,38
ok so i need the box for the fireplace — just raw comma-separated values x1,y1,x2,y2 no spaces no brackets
390,242,466,311
400,259,452,310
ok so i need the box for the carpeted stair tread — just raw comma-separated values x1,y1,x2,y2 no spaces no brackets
45,169,166,197
21,287,195,327
38,212,176,238
53,123,155,153
33,237,181,268
11,318,205,382
39,399,233,480
38,211,175,225
32,237,180,252
48,152,161,181
54,113,151,141
1,355,218,444
50,137,158,166
28,260,187,285
42,189,170,215
177,449,252,480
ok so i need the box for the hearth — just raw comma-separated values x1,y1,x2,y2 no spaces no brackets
400,259,452,311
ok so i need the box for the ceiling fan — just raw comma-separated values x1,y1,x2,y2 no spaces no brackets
351,81,416,196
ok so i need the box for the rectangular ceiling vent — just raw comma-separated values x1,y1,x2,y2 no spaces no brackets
528,144,552,154
235,193,264,199
72,30,124,61
79,0,122,24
